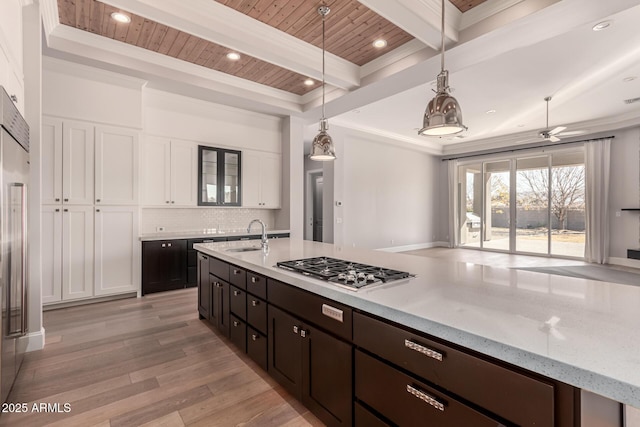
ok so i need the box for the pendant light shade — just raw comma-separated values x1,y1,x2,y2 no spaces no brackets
310,5,336,161
419,0,467,136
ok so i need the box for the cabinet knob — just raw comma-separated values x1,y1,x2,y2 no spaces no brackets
10,94,17,103
167,243,172,247
233,290,240,296
233,269,241,275
96,209,100,212
55,198,60,202
171,201,175,204
293,325,299,335
166,201,170,204
251,300,259,307
251,334,258,341
233,321,239,327
96,199,101,203
55,209,60,212
251,277,258,283
64,198,69,202
300,329,308,338
161,243,166,248
63,208,68,212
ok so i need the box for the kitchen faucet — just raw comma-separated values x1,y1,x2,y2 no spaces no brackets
248,219,268,251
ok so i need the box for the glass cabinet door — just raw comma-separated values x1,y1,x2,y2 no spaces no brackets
198,146,241,206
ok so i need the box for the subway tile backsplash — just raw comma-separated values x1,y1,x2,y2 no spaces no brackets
141,208,276,235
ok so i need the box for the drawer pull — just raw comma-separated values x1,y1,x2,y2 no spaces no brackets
293,326,299,334
406,385,445,412
250,277,258,283
251,334,258,341
233,321,239,327
405,339,443,362
233,269,241,275
300,329,308,338
251,300,259,307
233,290,241,296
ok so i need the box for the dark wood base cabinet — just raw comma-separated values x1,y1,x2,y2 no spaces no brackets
196,254,578,427
142,240,188,295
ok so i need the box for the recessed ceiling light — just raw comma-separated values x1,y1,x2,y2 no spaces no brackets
485,109,496,114
352,109,360,114
304,78,315,86
592,20,612,31
623,76,637,82
110,12,131,23
226,52,241,61
372,39,387,48
517,124,525,128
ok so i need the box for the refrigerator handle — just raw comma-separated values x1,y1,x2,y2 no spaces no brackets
21,183,28,335
7,183,28,338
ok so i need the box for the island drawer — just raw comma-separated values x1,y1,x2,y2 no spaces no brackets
229,285,246,320
247,326,267,370
268,279,352,341
229,265,246,289
353,312,554,427
209,258,229,282
355,350,505,427
354,402,389,427
247,296,267,335
230,315,247,353
246,272,267,299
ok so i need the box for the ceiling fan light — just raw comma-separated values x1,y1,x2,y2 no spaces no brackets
310,119,336,161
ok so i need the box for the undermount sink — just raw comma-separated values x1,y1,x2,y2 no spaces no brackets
226,246,262,252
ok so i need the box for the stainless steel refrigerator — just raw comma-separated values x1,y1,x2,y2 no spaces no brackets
0,86,29,403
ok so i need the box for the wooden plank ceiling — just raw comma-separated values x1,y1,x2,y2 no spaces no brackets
57,0,486,95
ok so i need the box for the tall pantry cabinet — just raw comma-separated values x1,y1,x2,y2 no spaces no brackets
41,117,140,304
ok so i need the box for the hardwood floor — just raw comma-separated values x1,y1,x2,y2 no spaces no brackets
0,289,324,427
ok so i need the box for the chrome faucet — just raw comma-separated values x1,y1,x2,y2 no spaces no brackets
248,219,268,251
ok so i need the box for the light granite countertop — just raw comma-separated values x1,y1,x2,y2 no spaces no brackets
139,229,290,241
194,238,640,409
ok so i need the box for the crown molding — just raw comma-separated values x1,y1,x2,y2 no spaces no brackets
99,0,360,90
40,0,60,43
459,0,526,29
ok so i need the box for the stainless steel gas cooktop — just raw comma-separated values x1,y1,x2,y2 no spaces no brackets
276,256,414,291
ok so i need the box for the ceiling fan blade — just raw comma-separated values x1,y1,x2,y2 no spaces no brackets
549,135,561,142
549,126,567,135
556,130,586,137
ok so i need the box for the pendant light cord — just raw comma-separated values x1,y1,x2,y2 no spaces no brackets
322,9,326,121
440,0,445,73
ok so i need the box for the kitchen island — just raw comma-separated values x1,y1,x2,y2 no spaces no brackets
195,238,640,426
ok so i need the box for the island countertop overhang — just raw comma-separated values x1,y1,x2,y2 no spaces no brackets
194,238,640,409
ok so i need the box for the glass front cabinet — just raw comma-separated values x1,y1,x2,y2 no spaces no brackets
198,146,242,206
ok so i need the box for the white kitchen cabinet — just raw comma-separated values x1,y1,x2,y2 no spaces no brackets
142,136,197,206
94,206,139,296
62,120,95,205
41,117,63,205
0,0,24,116
95,126,139,205
41,206,63,304
243,150,281,208
61,205,95,301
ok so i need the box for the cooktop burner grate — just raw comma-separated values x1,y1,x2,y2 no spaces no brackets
276,256,413,290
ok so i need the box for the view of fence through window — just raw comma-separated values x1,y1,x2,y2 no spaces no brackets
458,150,585,258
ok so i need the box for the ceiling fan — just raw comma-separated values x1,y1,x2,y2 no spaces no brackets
538,96,566,142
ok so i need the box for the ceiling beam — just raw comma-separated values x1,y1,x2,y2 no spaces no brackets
99,0,361,90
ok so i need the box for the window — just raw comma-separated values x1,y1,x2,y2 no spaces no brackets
198,146,241,206
456,149,585,258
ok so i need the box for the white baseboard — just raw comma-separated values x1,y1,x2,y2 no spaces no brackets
376,241,449,253
26,327,45,352
609,257,640,270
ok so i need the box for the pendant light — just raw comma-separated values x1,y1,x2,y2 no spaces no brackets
419,0,467,136
309,5,336,161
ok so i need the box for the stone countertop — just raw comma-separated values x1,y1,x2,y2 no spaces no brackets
139,229,290,241
193,238,640,409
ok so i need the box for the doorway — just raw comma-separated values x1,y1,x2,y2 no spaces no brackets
312,173,323,242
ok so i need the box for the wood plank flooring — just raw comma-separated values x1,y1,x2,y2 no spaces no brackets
0,289,324,427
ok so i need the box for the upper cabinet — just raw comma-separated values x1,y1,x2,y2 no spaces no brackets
198,146,242,207
42,117,139,206
142,136,197,206
0,0,24,116
243,150,281,209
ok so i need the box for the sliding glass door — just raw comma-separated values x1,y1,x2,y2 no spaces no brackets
456,149,585,258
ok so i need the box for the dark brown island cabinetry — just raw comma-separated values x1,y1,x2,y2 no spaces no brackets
196,253,578,427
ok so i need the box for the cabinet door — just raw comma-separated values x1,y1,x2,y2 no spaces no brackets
41,117,63,205
94,206,139,296
163,240,187,290
302,325,353,427
41,206,62,304
242,151,261,208
62,206,94,300
62,121,94,205
268,305,302,399
142,136,171,206
170,139,197,206
260,153,281,208
95,126,139,205
198,253,210,319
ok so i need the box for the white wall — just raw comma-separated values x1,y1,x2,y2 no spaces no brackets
608,126,640,265
43,57,144,128
332,127,440,250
